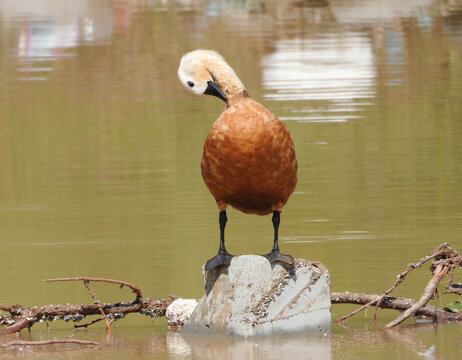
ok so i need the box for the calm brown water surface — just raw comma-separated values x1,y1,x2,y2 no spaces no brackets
1,0,462,359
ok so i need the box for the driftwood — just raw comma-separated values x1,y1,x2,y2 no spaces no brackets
334,243,462,327
0,243,461,344
331,292,462,321
0,277,175,338
0,338,101,348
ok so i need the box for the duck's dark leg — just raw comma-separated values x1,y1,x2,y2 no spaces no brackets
263,211,294,265
205,211,234,271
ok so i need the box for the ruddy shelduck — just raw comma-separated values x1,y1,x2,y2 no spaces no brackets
178,49,297,270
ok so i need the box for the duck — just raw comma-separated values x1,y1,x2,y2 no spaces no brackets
178,49,297,271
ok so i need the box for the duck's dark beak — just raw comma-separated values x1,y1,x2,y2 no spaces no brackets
204,80,227,102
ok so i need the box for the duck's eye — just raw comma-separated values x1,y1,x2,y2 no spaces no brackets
187,81,194,88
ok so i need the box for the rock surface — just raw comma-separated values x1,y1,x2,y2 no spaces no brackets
166,298,199,327
182,255,331,337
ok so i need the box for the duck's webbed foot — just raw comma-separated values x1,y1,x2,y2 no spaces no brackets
263,249,294,266
205,250,234,271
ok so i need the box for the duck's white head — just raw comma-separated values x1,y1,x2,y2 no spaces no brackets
178,49,246,104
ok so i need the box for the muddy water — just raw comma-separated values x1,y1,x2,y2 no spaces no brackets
0,0,461,359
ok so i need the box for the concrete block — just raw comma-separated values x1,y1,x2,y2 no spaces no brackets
182,255,331,337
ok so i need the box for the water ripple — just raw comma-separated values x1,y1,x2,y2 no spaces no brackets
262,33,376,122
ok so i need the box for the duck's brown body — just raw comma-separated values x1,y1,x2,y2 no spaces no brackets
201,95,297,215
178,49,297,270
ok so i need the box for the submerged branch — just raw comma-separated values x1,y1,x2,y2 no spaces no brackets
0,339,101,348
73,316,105,329
0,318,30,336
331,292,462,321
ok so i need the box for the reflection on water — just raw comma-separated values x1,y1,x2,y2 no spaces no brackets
262,33,375,123
1,323,461,360
330,0,434,23
262,35,375,101
444,3,462,50
176,332,331,360
0,0,118,80
1,0,462,359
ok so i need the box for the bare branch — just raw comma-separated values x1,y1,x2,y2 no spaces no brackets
73,316,105,329
0,298,173,336
83,280,111,334
43,277,143,301
335,243,454,323
385,263,451,328
332,292,462,321
445,283,462,295
0,318,30,336
0,339,101,348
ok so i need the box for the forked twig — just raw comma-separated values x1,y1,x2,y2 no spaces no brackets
335,243,461,327
43,277,143,301
335,245,448,323
83,280,111,334
385,261,453,328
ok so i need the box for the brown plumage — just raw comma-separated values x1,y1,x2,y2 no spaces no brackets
178,50,297,270
201,96,297,215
